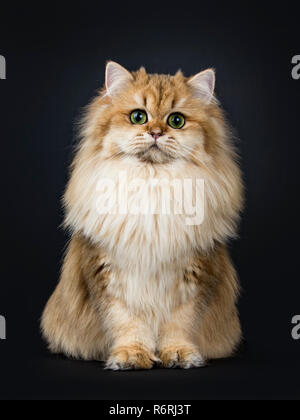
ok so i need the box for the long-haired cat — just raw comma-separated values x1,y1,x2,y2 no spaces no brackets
41,62,244,370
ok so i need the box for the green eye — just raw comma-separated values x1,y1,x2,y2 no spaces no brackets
130,110,148,125
168,113,185,129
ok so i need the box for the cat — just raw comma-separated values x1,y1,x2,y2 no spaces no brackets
41,62,244,370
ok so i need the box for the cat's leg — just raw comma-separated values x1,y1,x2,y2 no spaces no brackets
157,245,241,368
42,234,156,369
197,301,241,360
41,234,109,361
105,301,158,371
190,245,242,360
157,302,206,369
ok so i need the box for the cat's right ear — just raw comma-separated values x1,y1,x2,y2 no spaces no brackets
105,61,133,97
188,69,216,104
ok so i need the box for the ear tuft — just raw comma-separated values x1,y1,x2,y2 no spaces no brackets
105,61,133,96
188,69,216,104
174,69,184,80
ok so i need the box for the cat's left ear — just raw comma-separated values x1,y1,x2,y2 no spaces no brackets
188,69,215,104
105,61,133,97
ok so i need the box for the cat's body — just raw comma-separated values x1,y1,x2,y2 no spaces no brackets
41,63,244,369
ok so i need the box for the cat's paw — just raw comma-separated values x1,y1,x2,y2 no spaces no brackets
158,345,206,369
105,345,157,371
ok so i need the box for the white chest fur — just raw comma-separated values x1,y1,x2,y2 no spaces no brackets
66,158,208,269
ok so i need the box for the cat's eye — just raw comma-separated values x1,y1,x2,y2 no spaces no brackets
130,110,148,125
167,113,185,129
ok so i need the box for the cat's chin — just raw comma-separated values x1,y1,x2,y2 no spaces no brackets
136,147,175,164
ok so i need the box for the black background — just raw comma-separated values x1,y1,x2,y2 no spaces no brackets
0,1,299,400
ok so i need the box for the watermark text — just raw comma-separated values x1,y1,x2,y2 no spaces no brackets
292,315,300,340
292,55,300,80
0,55,6,80
96,171,205,226
0,315,6,340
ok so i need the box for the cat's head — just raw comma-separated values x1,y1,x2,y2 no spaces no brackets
82,62,227,165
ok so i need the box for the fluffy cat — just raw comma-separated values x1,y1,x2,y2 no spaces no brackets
41,62,244,370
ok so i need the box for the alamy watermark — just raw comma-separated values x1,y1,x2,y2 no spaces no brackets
96,171,205,226
0,315,6,340
0,55,6,80
290,55,300,341
292,55,300,80
0,54,6,339
291,315,300,340
0,55,6,338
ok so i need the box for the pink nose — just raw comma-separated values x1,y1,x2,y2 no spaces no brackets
150,131,162,141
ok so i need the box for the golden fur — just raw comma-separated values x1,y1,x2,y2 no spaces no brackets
41,62,244,370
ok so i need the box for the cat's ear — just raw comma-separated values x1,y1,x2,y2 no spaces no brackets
105,61,133,96
188,69,215,104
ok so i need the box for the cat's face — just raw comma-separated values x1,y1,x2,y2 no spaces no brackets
92,62,219,165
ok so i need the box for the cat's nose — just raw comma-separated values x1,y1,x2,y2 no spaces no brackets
150,129,163,141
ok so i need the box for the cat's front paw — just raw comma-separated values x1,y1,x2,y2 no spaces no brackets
105,345,157,371
158,345,206,369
